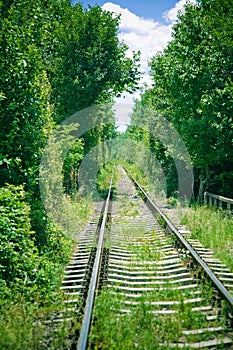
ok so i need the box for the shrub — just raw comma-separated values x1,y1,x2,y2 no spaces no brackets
0,185,72,301
0,185,39,296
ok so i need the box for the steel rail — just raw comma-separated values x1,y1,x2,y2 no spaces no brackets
126,170,233,310
76,175,113,350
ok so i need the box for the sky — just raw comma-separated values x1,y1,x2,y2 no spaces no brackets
77,0,183,24
73,0,196,129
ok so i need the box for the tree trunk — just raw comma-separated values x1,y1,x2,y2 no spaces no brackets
198,167,211,204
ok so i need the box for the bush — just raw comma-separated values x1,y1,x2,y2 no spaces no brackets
29,197,72,265
0,185,39,296
0,185,72,301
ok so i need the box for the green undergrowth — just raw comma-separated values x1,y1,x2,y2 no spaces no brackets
181,205,233,271
120,161,167,202
0,184,92,349
95,161,118,199
0,293,82,350
120,161,149,190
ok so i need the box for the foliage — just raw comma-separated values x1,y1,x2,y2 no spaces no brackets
120,160,149,190
0,185,37,297
0,0,140,187
0,0,140,271
0,294,77,350
46,2,141,121
140,0,233,200
95,161,118,199
63,138,84,194
124,99,180,199
125,122,178,199
0,185,71,300
0,0,53,188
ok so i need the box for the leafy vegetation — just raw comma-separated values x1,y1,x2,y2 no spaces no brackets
125,118,178,200
0,184,75,348
182,206,233,271
0,0,140,190
96,161,118,199
111,155,167,202
121,161,149,189
1,185,45,298
127,0,233,201
0,293,79,350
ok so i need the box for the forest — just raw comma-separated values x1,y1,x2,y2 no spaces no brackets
0,0,232,347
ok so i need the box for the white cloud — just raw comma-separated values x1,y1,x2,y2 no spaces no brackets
163,0,196,23
101,1,196,125
102,2,172,87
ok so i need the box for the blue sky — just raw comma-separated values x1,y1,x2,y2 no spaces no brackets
76,0,180,24
72,1,193,83
72,0,196,128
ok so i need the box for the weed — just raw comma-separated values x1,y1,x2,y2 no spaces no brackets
181,206,233,271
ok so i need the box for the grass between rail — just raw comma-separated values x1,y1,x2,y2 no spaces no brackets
91,288,228,350
121,161,233,273
89,172,231,349
181,206,233,272
90,227,228,349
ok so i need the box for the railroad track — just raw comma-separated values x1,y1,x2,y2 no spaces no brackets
47,166,233,349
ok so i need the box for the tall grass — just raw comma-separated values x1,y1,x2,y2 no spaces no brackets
182,206,233,271
0,293,79,350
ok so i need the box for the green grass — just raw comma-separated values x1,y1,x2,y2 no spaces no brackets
95,161,118,199
0,293,81,350
120,161,167,201
128,240,162,261
90,283,226,349
119,161,150,190
181,205,233,271
89,223,228,349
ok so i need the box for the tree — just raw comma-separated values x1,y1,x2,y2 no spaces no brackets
126,100,179,199
0,0,53,189
0,0,141,250
143,0,233,199
0,0,140,190
47,3,141,122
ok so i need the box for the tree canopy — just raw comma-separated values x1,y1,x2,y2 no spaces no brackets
135,0,233,199
0,0,140,188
